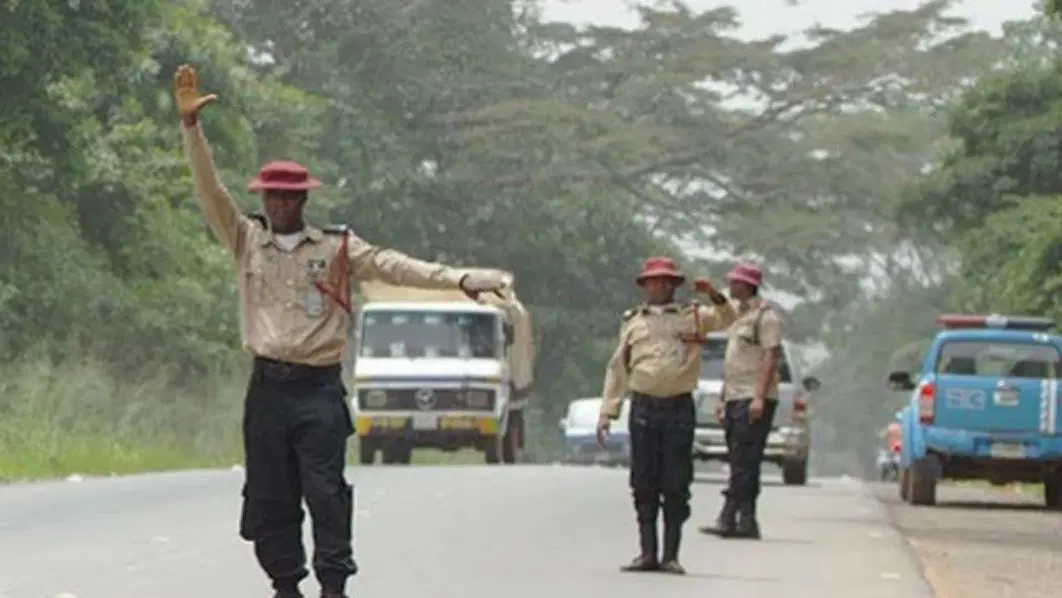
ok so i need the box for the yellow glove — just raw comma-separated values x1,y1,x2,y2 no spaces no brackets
173,64,217,123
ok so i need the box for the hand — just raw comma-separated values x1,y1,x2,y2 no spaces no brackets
595,414,611,447
173,64,218,122
749,398,765,422
713,401,724,424
692,277,716,294
460,270,508,300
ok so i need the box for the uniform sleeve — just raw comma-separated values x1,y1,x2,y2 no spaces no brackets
696,300,737,334
181,123,250,257
758,309,784,349
346,231,465,289
600,322,631,419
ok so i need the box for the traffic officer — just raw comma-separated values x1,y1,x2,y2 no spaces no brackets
596,257,736,574
699,262,783,540
174,64,508,598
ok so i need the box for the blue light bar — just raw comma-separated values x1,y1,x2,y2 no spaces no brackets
936,313,1055,331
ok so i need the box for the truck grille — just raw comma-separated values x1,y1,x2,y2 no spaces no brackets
357,388,496,411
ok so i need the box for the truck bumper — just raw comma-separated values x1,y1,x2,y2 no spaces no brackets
692,426,809,463
354,414,499,449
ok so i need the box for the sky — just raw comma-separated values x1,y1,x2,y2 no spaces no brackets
541,0,1037,37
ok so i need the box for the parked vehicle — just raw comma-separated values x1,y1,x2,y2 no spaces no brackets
560,397,631,467
888,313,1062,508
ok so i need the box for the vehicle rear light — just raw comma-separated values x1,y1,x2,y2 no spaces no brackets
917,382,935,424
793,393,808,419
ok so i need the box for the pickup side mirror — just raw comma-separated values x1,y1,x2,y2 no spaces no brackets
887,371,915,391
801,376,820,392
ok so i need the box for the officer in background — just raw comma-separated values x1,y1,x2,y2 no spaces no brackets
174,65,507,598
699,263,782,540
596,257,736,574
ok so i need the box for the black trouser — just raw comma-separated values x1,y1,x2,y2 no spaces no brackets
628,392,695,559
723,398,778,508
239,357,357,592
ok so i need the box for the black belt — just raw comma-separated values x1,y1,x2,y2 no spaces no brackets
253,356,342,381
631,391,693,409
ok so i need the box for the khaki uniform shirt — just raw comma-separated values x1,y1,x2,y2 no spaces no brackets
722,299,784,401
600,300,738,418
182,124,465,366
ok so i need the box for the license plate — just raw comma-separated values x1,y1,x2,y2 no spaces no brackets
994,390,1019,406
989,442,1025,459
412,413,438,430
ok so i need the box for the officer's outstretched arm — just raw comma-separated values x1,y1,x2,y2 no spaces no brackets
600,323,631,420
181,123,250,257
346,232,465,289
696,298,737,334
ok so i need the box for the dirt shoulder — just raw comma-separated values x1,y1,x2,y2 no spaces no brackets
873,482,1062,598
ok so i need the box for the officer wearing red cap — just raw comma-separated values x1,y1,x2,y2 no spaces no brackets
596,257,736,574
174,64,507,598
699,262,784,540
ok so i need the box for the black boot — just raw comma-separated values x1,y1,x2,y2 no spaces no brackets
733,500,761,539
620,523,659,572
698,497,738,538
659,522,686,575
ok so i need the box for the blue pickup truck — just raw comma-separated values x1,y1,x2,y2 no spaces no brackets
887,314,1062,508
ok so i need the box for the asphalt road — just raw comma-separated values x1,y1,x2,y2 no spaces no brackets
0,466,932,598
874,481,1062,598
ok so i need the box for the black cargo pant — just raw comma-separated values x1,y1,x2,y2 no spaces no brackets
723,398,778,509
239,357,357,593
628,392,696,559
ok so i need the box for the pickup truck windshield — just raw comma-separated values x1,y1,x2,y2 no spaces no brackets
360,310,498,358
699,337,793,382
935,340,1062,379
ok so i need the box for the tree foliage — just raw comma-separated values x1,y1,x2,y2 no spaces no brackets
2,0,1045,467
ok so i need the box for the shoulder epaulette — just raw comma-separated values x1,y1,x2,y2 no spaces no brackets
321,224,349,235
246,212,267,228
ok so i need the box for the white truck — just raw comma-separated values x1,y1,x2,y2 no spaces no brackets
349,270,534,465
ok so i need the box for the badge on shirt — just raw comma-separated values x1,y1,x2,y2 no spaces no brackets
305,259,327,317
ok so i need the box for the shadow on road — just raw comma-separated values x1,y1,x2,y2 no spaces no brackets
691,475,821,489
934,500,1045,512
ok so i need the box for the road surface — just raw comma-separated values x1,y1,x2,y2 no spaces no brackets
0,466,931,598
875,481,1062,598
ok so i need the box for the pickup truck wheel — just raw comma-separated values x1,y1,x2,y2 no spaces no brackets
907,457,937,506
899,468,910,501
782,458,808,486
358,438,378,466
484,436,501,464
1044,471,1062,510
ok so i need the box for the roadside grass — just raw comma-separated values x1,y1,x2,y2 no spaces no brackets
0,357,244,481
0,357,538,481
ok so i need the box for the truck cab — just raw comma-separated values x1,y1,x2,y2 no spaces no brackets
691,331,820,485
887,313,1062,508
350,275,533,465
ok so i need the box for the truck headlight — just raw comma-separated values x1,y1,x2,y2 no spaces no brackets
365,389,388,408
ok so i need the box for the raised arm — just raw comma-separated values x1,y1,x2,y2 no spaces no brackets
696,299,737,334
174,64,249,258
181,123,250,256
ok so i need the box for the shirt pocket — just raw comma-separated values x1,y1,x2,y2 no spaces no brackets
731,320,756,344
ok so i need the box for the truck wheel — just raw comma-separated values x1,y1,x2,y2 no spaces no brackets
899,467,910,501
484,436,501,464
782,458,808,486
1044,471,1062,510
502,412,522,464
382,442,414,465
358,438,378,466
907,456,937,506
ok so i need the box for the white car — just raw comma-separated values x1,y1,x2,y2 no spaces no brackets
690,332,820,485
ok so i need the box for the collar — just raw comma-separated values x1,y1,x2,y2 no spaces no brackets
639,302,684,315
258,225,324,247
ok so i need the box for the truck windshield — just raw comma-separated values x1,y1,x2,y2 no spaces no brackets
359,310,498,358
699,337,792,382
936,340,1061,379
